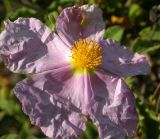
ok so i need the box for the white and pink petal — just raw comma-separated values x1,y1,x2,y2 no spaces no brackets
89,71,138,139
100,39,150,77
14,66,88,139
0,18,70,74
56,4,105,45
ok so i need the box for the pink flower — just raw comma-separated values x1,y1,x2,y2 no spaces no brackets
0,4,150,139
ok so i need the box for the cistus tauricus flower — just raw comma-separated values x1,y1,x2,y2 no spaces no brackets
0,4,150,139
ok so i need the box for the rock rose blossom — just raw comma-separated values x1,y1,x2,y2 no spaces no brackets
0,4,150,139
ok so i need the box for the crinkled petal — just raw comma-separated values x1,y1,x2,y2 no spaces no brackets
14,66,88,139
89,71,138,139
100,39,150,77
56,4,105,45
0,18,70,74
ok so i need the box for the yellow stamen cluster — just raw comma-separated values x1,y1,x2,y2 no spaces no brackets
71,39,102,71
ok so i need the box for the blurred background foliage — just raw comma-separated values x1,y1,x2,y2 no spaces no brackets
0,0,160,139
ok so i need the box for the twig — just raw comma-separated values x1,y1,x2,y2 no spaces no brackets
156,94,160,114
152,83,160,99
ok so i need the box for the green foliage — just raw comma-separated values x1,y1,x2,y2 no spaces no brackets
131,39,160,54
0,134,17,139
136,97,160,139
139,26,160,41
0,0,160,139
80,120,99,139
105,25,124,41
128,3,142,18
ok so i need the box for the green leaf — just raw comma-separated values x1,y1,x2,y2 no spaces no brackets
130,39,149,53
139,26,160,41
19,122,30,139
105,25,124,41
0,134,17,139
85,121,98,139
79,120,98,139
26,136,38,139
6,7,37,21
0,99,19,115
47,1,57,11
136,97,160,139
129,3,142,18
130,38,160,54
45,11,58,31
142,44,160,54
88,0,96,4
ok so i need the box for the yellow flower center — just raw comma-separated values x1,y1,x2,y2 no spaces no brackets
71,39,102,73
